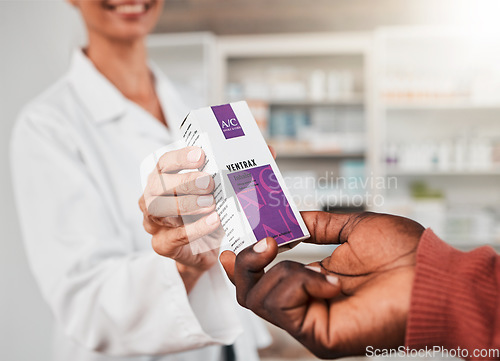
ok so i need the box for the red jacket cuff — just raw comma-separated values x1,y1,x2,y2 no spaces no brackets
405,229,499,359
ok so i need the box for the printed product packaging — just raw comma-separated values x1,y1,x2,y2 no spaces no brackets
180,101,310,254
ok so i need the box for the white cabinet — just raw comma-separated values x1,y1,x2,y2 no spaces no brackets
371,27,500,246
147,32,217,109
212,33,373,258
215,33,373,213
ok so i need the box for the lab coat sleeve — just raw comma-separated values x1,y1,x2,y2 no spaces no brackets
10,109,243,356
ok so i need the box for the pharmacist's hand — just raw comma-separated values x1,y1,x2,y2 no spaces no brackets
140,146,221,271
220,212,424,359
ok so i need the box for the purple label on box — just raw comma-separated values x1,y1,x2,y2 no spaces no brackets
212,104,245,139
227,164,304,245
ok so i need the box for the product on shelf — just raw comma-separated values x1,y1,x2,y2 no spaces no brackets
246,99,270,138
385,136,497,172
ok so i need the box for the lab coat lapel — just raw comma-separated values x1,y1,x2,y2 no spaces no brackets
67,50,127,124
122,65,190,143
67,49,182,144
151,63,190,140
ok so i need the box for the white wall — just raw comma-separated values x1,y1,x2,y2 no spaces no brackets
0,2,83,360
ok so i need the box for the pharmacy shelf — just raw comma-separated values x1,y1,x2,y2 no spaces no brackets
217,32,371,59
382,101,500,111
276,151,365,159
215,32,372,257
215,32,372,104
386,168,500,176
269,140,365,159
370,26,500,240
146,32,217,107
147,32,215,48
269,96,364,107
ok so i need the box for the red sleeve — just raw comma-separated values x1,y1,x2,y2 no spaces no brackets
405,229,500,360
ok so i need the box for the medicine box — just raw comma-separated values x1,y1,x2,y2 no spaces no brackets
180,101,310,254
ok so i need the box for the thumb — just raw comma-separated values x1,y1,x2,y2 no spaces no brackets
232,237,279,305
220,250,236,284
236,237,279,273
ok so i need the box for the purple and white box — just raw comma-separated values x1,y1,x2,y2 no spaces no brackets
180,101,310,254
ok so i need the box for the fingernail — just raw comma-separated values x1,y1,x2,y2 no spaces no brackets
187,148,202,163
326,275,339,285
206,212,219,225
253,238,268,253
305,265,322,273
197,195,214,208
195,175,210,189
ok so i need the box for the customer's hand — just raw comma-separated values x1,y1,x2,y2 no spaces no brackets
220,211,425,359
140,146,222,272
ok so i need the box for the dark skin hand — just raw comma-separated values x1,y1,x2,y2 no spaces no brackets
220,211,425,359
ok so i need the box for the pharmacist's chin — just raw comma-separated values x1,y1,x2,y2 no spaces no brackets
100,1,161,40
96,19,155,42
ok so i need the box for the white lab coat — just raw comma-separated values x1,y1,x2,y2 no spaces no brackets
10,50,270,361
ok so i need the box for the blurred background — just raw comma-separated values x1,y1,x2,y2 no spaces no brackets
1,0,500,360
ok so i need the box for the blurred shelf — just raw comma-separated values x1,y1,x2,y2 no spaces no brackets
386,168,500,176
269,140,365,159
382,100,500,110
276,151,365,159
147,32,215,48
269,96,364,107
217,32,371,58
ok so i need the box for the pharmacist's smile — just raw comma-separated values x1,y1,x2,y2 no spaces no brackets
103,0,156,18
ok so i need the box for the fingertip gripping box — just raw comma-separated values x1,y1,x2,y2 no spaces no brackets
180,101,310,254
